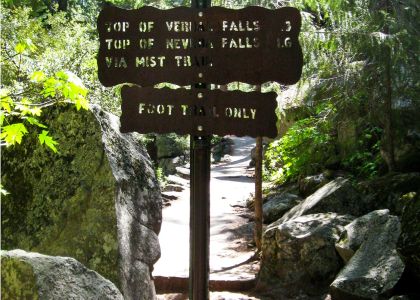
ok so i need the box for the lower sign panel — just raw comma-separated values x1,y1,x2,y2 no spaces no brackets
120,86,278,138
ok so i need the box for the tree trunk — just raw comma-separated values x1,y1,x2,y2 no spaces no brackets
383,0,396,171
56,0,68,12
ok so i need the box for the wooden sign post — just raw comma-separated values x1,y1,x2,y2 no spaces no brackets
190,1,210,298
96,2,302,299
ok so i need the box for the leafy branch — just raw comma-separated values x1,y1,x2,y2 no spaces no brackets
0,61,88,153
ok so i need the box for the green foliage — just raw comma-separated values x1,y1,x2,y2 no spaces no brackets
1,256,39,300
264,113,335,183
263,0,419,182
155,167,167,187
0,6,89,152
38,130,59,153
156,133,189,159
343,126,384,178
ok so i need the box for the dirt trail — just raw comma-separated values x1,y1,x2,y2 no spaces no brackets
153,136,258,284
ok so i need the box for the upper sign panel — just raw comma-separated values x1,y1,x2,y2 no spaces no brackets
97,5,303,87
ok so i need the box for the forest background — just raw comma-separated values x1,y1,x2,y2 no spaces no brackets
1,0,419,288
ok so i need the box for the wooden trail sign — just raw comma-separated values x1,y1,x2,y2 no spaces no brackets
97,3,303,299
97,5,303,87
120,86,278,138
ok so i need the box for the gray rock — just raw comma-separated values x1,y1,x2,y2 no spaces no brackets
158,156,184,175
263,193,301,224
167,174,189,187
299,173,330,197
249,144,266,167
175,166,190,180
1,249,123,300
274,178,363,226
398,191,420,284
92,105,162,300
357,172,420,215
336,209,390,262
330,215,404,299
163,184,184,192
161,191,179,201
212,137,234,163
260,213,354,293
388,296,411,300
1,106,120,284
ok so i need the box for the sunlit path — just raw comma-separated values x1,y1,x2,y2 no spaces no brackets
153,136,257,281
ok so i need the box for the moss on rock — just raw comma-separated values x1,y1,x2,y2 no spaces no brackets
1,256,39,300
1,106,119,285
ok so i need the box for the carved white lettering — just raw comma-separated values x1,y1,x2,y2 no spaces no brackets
139,38,154,49
105,21,129,32
138,103,257,120
222,20,260,32
277,37,292,48
250,108,257,119
166,21,192,32
181,104,189,115
221,37,259,49
166,38,191,50
225,107,257,119
105,39,130,50
139,21,154,32
105,57,127,68
139,103,175,116
136,56,166,67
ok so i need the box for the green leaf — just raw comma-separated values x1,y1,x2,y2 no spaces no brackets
38,130,59,153
14,42,26,54
0,184,9,196
30,71,46,82
25,117,47,128
74,96,89,111
25,38,37,52
55,71,68,80
29,107,42,116
1,96,13,113
0,123,28,145
15,98,33,115
42,78,58,97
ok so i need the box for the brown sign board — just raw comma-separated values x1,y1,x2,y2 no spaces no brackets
120,86,278,138
97,5,302,87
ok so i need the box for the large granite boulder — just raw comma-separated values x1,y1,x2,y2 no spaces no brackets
92,105,162,300
398,191,420,284
273,178,363,225
298,173,330,197
335,209,390,262
1,249,123,299
357,172,420,215
260,213,354,294
330,214,404,299
263,193,301,224
1,106,120,284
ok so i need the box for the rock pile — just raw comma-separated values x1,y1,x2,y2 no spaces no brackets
258,172,420,299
